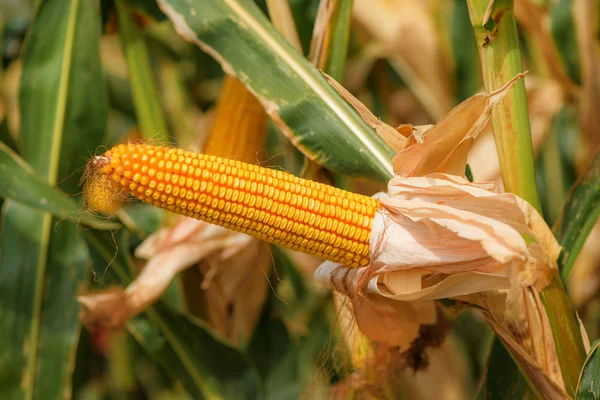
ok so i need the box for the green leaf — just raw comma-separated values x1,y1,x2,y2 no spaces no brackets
576,341,600,400
146,305,261,400
157,0,394,181
476,338,530,400
0,0,108,399
450,0,482,102
0,142,118,230
249,299,301,400
115,0,170,142
555,149,600,281
551,0,581,85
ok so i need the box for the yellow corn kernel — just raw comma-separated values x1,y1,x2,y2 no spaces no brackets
86,143,378,268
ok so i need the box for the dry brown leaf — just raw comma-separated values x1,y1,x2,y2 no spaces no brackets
394,335,471,400
461,289,569,399
352,0,453,119
325,73,407,153
309,0,336,68
79,218,272,343
394,73,525,177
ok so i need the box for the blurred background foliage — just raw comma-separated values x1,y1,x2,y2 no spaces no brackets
0,0,598,399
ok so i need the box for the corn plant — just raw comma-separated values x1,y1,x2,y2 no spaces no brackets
0,0,599,399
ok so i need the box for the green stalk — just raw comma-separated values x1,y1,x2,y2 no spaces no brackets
467,0,585,396
115,0,169,142
108,331,136,400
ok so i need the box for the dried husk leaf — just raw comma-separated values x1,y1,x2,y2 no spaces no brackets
308,0,335,68
394,73,525,177
393,335,471,400
79,217,272,342
330,305,467,400
459,289,569,399
315,173,559,348
325,73,407,152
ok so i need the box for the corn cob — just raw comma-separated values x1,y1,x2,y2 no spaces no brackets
85,143,378,268
204,76,268,163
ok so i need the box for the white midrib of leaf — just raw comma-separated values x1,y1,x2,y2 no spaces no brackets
224,0,394,178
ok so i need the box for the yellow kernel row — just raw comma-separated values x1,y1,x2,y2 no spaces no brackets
96,143,379,267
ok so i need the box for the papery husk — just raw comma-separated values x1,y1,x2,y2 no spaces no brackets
459,289,569,399
329,298,467,400
325,73,407,153
393,335,471,400
316,173,559,348
394,73,525,178
317,73,561,353
468,79,564,182
79,217,272,343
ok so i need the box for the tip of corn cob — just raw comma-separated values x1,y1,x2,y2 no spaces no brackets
82,155,127,214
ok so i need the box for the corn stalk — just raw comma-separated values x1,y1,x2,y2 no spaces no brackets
467,0,586,396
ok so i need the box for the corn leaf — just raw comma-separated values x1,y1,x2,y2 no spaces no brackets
555,149,600,281
0,142,118,230
156,0,395,181
85,229,262,400
0,0,108,398
476,338,530,400
576,341,600,400
115,0,169,142
550,0,581,84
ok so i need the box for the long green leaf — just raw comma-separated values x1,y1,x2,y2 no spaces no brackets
576,341,600,400
550,0,581,84
0,142,118,230
157,0,394,181
476,338,530,400
115,0,169,142
0,0,108,399
555,149,600,281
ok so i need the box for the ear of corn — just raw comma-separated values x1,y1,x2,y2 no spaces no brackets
88,143,378,268
204,76,268,163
